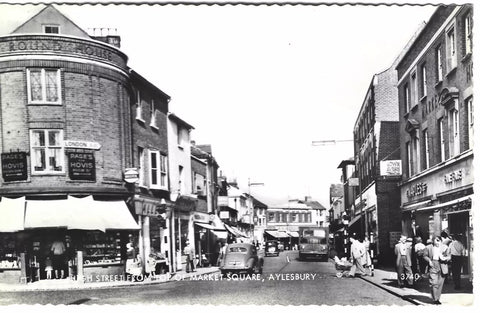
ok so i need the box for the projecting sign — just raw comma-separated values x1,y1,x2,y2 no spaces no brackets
124,168,139,184
1,152,27,182
380,160,402,176
64,140,101,150
68,152,96,181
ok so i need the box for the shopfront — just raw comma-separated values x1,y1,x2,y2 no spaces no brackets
401,151,473,275
0,196,139,284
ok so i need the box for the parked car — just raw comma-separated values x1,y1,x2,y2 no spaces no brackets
265,240,280,257
219,243,263,276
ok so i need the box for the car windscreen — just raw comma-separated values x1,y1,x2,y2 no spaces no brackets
228,247,248,253
300,237,327,244
266,242,276,246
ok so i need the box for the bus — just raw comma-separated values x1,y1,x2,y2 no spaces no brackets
298,227,329,261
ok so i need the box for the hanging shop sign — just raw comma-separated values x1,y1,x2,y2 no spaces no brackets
124,168,139,184
68,152,96,181
1,152,28,182
380,160,402,176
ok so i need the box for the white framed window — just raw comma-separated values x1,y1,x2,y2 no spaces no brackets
448,102,460,157
135,89,144,122
439,118,446,162
149,150,167,189
404,83,410,113
467,97,474,149
149,99,158,129
423,129,430,170
436,46,443,82
406,141,412,177
43,25,59,34
138,147,145,186
410,71,418,105
446,26,457,72
177,126,183,147
30,129,64,174
465,12,473,55
412,135,420,175
27,68,61,104
420,63,427,98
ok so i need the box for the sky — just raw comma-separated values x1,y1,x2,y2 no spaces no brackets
0,1,445,207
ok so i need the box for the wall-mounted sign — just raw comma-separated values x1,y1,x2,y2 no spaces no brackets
68,152,96,181
217,196,229,206
220,211,230,219
124,168,139,184
380,160,402,176
444,169,463,184
64,140,101,150
406,182,428,198
348,178,359,187
1,152,27,182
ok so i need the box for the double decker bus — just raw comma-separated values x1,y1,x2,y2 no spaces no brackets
298,227,329,261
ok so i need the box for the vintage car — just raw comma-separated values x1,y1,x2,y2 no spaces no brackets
265,240,280,257
219,243,263,276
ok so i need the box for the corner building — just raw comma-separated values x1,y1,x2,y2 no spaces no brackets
0,6,139,284
396,5,473,276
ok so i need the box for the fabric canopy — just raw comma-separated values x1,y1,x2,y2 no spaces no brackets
348,214,362,227
0,196,26,232
224,224,248,238
287,231,299,238
195,222,226,231
265,230,290,239
24,196,139,232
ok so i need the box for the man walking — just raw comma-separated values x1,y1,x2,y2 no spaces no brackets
394,235,413,287
183,240,195,273
450,234,465,290
348,235,366,277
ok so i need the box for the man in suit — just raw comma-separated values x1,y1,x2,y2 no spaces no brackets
348,235,366,277
423,235,451,304
394,235,413,287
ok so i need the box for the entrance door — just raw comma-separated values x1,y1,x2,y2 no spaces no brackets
448,211,469,274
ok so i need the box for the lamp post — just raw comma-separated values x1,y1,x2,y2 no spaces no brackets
248,178,264,243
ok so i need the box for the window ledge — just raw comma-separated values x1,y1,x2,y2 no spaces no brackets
435,80,443,89
31,172,65,176
136,117,145,124
403,111,410,119
446,67,457,78
178,145,184,150
419,95,427,103
411,103,419,112
461,53,472,63
150,124,159,130
28,102,62,106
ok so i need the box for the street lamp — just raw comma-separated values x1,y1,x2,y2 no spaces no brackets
248,178,264,243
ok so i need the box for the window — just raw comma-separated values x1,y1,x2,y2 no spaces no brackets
404,83,410,113
465,12,473,55
30,129,64,174
420,63,427,98
467,97,474,149
422,129,430,170
446,27,457,72
138,147,145,186
268,212,275,222
439,118,446,162
149,151,167,189
410,71,418,105
406,141,412,177
291,213,297,222
436,46,443,82
27,68,61,104
149,100,158,128
412,136,421,175
448,103,460,157
135,89,144,121
178,165,184,194
43,25,59,34
177,126,183,146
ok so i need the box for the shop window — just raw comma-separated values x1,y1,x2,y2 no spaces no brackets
30,129,64,174
0,234,21,270
82,231,123,265
27,68,61,104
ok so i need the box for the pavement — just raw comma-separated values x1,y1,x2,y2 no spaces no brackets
0,265,220,292
356,263,474,306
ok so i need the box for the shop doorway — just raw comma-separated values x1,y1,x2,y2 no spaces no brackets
448,211,470,274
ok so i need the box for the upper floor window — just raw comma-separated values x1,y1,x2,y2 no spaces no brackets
410,71,418,105
268,212,275,223
422,129,430,170
149,150,168,189
135,89,144,122
406,141,412,177
446,26,457,72
464,12,473,56
467,97,474,149
138,146,145,186
448,102,460,157
420,63,427,98
30,129,64,174
150,99,158,129
43,25,59,34
436,46,443,82
27,68,61,104
439,117,446,162
404,83,411,113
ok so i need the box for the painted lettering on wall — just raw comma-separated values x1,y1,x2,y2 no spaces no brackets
68,152,96,181
444,169,463,184
406,182,428,198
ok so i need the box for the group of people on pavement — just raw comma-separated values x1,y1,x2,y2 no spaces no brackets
395,232,465,305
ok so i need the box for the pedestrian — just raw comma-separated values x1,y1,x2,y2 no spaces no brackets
423,235,451,304
44,256,53,280
363,235,372,276
183,240,195,273
50,239,66,279
348,235,366,277
394,235,413,287
449,234,465,290
414,236,427,278
213,240,221,266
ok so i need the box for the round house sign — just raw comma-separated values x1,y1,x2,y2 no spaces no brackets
124,168,139,184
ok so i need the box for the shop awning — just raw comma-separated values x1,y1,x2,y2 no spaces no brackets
195,222,226,231
24,196,139,232
212,230,228,239
265,230,290,239
348,214,362,227
402,200,431,211
287,231,299,238
418,195,472,212
0,196,26,232
224,224,248,238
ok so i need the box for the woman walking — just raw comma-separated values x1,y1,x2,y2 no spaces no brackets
423,236,451,304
